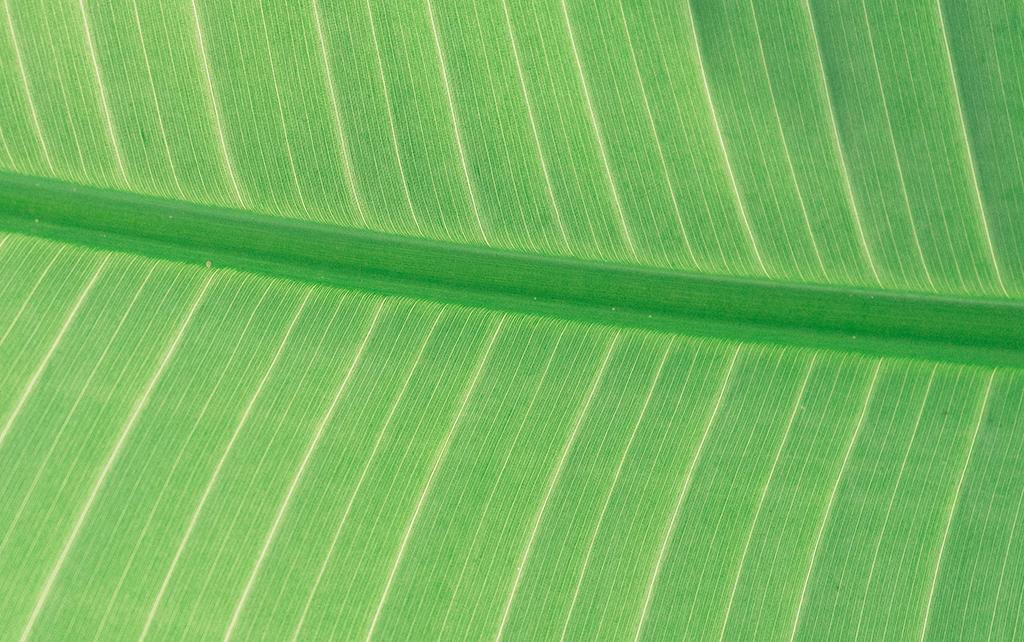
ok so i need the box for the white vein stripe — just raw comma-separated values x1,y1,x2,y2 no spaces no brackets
436,325,567,637
501,0,570,249
190,0,245,205
426,0,489,244
853,366,938,639
0,245,65,350
0,268,155,563
560,1,637,259
684,0,767,275
989,459,1024,639
129,0,183,196
801,0,881,284
365,0,421,232
365,317,505,640
20,275,213,642
934,0,1006,295
87,283,260,641
494,332,620,641
223,301,387,641
137,290,312,641
860,0,934,290
78,0,128,183
3,0,53,170
291,311,443,641
920,370,997,641
748,0,825,277
0,257,108,449
787,360,882,642
617,2,696,265
718,356,818,641
312,0,368,225
0,119,15,165
258,3,308,213
631,345,741,642
560,341,674,641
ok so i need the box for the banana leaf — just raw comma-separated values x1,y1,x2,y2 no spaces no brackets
0,0,1021,639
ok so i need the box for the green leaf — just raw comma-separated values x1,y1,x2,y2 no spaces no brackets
0,1,1021,640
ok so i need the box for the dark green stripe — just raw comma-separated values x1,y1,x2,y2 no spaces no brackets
0,172,1021,367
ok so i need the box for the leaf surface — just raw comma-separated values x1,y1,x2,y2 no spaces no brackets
0,1,1021,640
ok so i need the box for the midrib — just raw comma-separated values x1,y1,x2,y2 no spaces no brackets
0,171,1020,367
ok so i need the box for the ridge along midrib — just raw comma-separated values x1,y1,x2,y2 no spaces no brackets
0,171,1021,368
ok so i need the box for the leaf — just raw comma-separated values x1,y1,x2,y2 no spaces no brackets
0,1,1021,640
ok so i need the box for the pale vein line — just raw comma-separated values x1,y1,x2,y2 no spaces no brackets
190,0,245,205
130,0,183,196
0,246,65,349
684,0,767,275
801,0,881,284
678,349,787,636
425,0,489,244
875,370,967,641
920,370,997,641
0,125,14,166
500,0,570,250
934,0,1007,295
583,343,702,642
41,15,86,174
365,0,421,232
953,418,1002,642
749,0,826,277
178,289,337,639
365,316,505,640
0,267,156,562
788,359,882,642
987,382,1024,641
78,0,128,183
494,332,621,642
290,311,443,642
986,0,1024,198
744,356,848,640
806,358,894,640
3,0,53,171
617,2,697,266
88,282,259,642
0,257,108,450
312,0,368,226
19,275,213,642
559,0,638,259
1013,581,1024,642
860,0,934,290
223,301,387,641
852,365,938,639
467,4,538,253
258,2,308,213
559,341,674,641
718,355,818,641
437,324,566,638
631,345,741,642
137,289,313,641
989,456,1024,639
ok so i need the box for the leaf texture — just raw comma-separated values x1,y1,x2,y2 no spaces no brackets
2,0,1023,294
0,0,1022,640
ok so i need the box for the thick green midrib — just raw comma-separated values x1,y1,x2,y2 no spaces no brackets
0,172,1020,367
